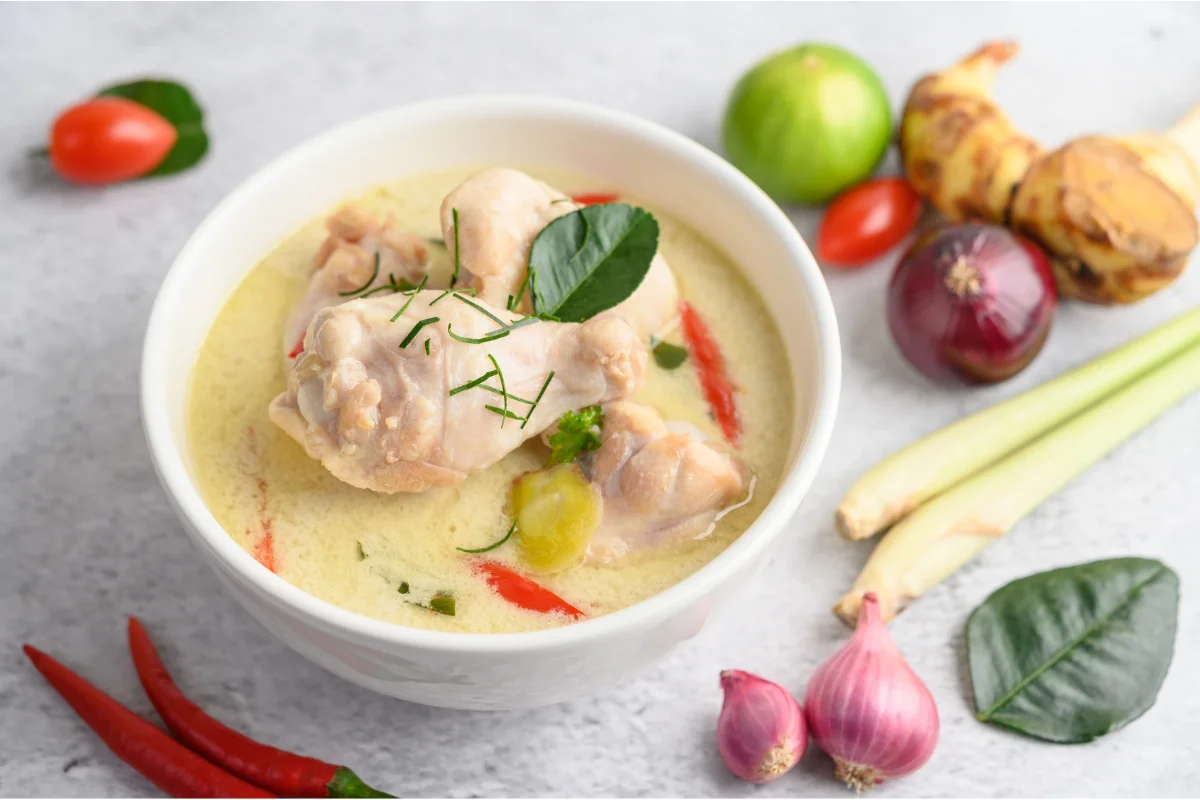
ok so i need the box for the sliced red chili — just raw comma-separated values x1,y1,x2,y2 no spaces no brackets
679,301,742,448
253,521,276,573
472,561,585,618
127,619,390,798
287,334,305,359
570,192,619,206
23,644,274,799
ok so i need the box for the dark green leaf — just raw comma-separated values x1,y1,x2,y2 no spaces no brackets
652,340,688,369
428,593,456,616
547,406,604,465
528,203,659,323
97,79,208,176
966,557,1179,744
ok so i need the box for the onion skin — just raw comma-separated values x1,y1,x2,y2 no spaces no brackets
804,593,938,791
717,670,806,784
887,223,1057,385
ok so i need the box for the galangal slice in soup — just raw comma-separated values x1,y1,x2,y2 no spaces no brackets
441,167,680,340
283,206,431,365
268,290,647,493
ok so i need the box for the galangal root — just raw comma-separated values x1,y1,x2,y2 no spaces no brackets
900,42,1200,304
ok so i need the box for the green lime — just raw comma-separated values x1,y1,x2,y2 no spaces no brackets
722,43,892,206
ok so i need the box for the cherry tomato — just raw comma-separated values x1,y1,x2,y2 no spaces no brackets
49,97,177,185
817,177,922,268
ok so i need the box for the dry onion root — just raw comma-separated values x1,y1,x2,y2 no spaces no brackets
835,338,1200,625
901,41,1200,304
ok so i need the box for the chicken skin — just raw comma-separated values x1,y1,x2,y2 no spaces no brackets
571,402,749,564
440,167,680,340
283,206,430,364
269,291,647,493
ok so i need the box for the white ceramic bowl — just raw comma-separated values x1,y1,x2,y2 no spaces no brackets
142,96,840,711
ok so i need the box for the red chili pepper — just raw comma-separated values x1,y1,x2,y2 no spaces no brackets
127,619,390,798
287,334,305,359
472,561,585,618
679,301,742,448
253,521,277,573
570,192,619,206
23,644,274,799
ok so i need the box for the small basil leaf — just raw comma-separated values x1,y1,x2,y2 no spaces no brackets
529,203,659,323
966,557,1179,744
652,340,688,370
97,79,208,176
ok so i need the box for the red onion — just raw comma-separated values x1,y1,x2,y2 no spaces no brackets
887,223,1057,385
717,670,806,783
803,592,939,791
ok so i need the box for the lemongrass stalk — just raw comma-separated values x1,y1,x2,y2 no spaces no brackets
834,339,1200,626
1164,103,1200,179
836,306,1200,541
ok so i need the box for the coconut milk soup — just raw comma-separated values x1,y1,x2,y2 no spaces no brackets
188,165,792,633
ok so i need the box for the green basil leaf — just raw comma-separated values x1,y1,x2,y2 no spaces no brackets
528,203,659,323
652,340,688,369
966,557,1179,744
97,79,208,176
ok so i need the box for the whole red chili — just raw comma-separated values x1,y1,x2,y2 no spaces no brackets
127,619,390,798
472,561,585,618
679,301,742,448
23,645,274,799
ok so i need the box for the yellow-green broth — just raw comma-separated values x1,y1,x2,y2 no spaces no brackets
188,166,793,633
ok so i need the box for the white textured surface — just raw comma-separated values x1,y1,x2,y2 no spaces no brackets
2,2,1199,796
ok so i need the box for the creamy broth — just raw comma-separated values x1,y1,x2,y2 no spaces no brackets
188,166,793,633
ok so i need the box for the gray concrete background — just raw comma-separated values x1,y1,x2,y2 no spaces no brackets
2,2,1199,797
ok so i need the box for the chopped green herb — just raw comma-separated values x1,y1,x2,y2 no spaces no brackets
480,384,535,405
450,207,461,288
428,289,453,306
360,273,419,297
448,369,499,397
400,316,439,349
454,293,507,327
550,198,572,205
428,593,456,616
488,354,509,427
446,315,539,344
510,271,531,311
505,294,516,311
388,273,429,322
425,237,446,247
338,252,381,297
484,405,524,421
456,521,516,554
520,370,555,430
547,405,604,464
398,582,410,595
652,340,689,369
356,541,367,561
424,338,431,356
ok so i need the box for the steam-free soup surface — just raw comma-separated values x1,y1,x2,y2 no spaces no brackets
188,166,793,633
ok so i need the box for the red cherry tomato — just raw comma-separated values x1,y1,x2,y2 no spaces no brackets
817,177,922,268
49,97,177,185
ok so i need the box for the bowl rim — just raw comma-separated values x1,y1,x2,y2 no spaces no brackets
141,94,841,654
